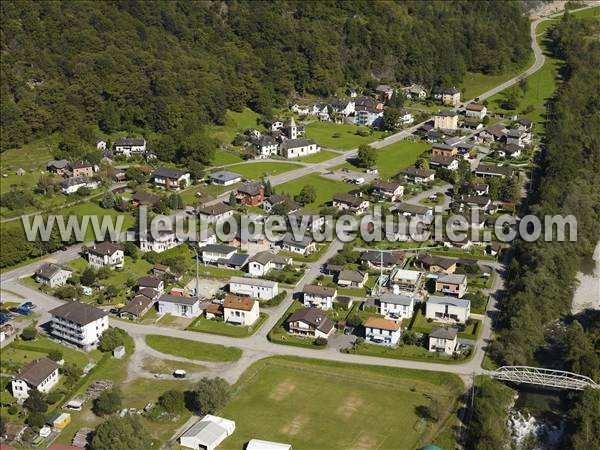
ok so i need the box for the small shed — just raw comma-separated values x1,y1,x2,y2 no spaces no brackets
179,415,236,450
112,345,125,359
247,439,292,450
16,168,26,176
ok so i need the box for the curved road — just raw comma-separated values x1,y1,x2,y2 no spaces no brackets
2,6,591,383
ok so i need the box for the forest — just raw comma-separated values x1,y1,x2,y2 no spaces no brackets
468,11,600,450
0,0,530,153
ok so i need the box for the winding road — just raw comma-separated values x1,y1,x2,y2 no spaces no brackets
2,5,592,385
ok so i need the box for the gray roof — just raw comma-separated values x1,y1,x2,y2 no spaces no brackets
47,159,70,170
88,241,122,257
378,294,414,306
430,326,458,340
432,143,455,151
120,296,154,317
219,253,249,267
209,170,241,183
475,164,513,177
436,109,458,117
416,253,456,270
237,181,263,196
137,276,162,289
203,244,237,254
303,284,337,297
249,251,290,266
49,302,108,326
181,420,227,447
430,155,457,167
16,358,58,387
35,263,72,280
279,138,316,151
400,167,435,178
428,295,471,309
158,294,199,305
436,274,467,285
394,202,431,215
361,250,404,265
286,307,335,333
462,195,491,207
115,137,145,146
338,269,366,283
333,192,364,208
198,202,233,216
281,233,314,248
71,160,93,169
153,167,188,179
230,276,277,288
374,180,402,192
61,176,95,188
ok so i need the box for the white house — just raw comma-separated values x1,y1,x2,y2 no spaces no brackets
279,233,316,256
198,203,234,224
285,307,335,339
364,317,401,346
223,295,259,326
291,104,310,115
152,168,191,190
114,137,146,157
377,294,414,320
139,230,181,253
404,84,427,100
354,107,383,127
34,263,73,288
279,138,320,159
433,110,459,130
61,176,100,194
433,87,460,106
435,274,468,298
179,415,236,450
208,170,242,186
337,269,368,288
475,164,514,179
95,137,107,150
202,244,237,264
428,326,458,355
269,121,284,132
11,358,59,399
505,129,532,147
497,144,522,159
87,242,124,269
330,98,355,116
426,295,471,324
398,108,414,125
372,181,404,201
332,192,369,214
229,276,279,300
303,285,337,310
49,302,109,349
248,251,292,277
253,135,279,158
157,294,201,318
389,268,422,292
399,167,435,184
429,155,459,171
465,103,487,119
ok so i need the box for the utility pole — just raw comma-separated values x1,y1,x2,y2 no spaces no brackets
189,243,200,298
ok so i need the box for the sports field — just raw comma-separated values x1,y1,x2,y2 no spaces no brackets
220,356,462,450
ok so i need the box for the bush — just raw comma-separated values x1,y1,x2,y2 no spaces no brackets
45,391,62,405
8,405,18,415
189,377,230,415
314,337,328,346
47,349,63,361
346,314,362,327
21,327,38,341
26,412,46,429
93,389,122,416
158,389,185,413
99,327,127,352
23,390,47,413
60,363,83,387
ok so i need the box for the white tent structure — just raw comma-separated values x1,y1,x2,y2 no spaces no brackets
180,415,236,450
247,439,292,450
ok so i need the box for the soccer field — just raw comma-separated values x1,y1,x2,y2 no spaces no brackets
220,356,462,450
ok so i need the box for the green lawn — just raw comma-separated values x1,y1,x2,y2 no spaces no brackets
376,140,430,179
187,313,268,337
226,162,302,179
219,356,463,450
299,150,341,163
208,108,265,145
145,334,242,362
351,341,470,364
54,201,136,241
276,174,352,211
268,301,328,349
305,122,385,150
570,5,600,18
410,308,482,340
213,150,243,166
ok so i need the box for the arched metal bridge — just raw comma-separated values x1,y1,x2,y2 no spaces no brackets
491,366,600,391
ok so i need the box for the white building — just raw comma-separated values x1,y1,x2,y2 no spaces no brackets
398,108,414,125
157,294,201,318
465,103,487,120
337,269,368,288
114,137,146,157
389,268,422,291
279,138,319,158
354,107,383,127
179,415,236,450
202,244,237,264
285,307,335,339
433,110,459,130
426,295,471,324
303,285,337,310
87,242,124,269
209,170,242,186
49,302,109,349
34,263,73,288
152,168,191,190
223,295,259,326
61,176,100,194
279,233,316,256
198,203,234,224
428,326,458,355
332,192,369,214
11,358,59,399
247,251,292,277
364,317,401,346
139,230,181,253
229,276,278,300
253,135,279,158
372,181,404,201
435,274,468,298
377,294,414,320
95,137,107,150
247,439,291,450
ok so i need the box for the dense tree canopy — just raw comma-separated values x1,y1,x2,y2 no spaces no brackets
1,1,529,151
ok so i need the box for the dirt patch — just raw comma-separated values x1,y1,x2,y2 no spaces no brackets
269,380,297,401
280,414,309,437
336,394,364,419
351,432,380,450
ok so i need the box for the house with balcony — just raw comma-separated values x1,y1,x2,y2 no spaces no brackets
303,285,337,310
433,110,458,130
86,242,124,269
285,307,335,339
139,230,181,253
114,137,146,157
198,202,234,224
152,168,191,190
223,295,259,326
435,274,468,298
229,277,279,300
236,181,264,206
279,233,317,256
248,251,292,277
364,317,401,346
34,263,73,288
428,326,458,355
372,181,404,201
48,302,109,349
425,295,471,323
377,294,414,320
